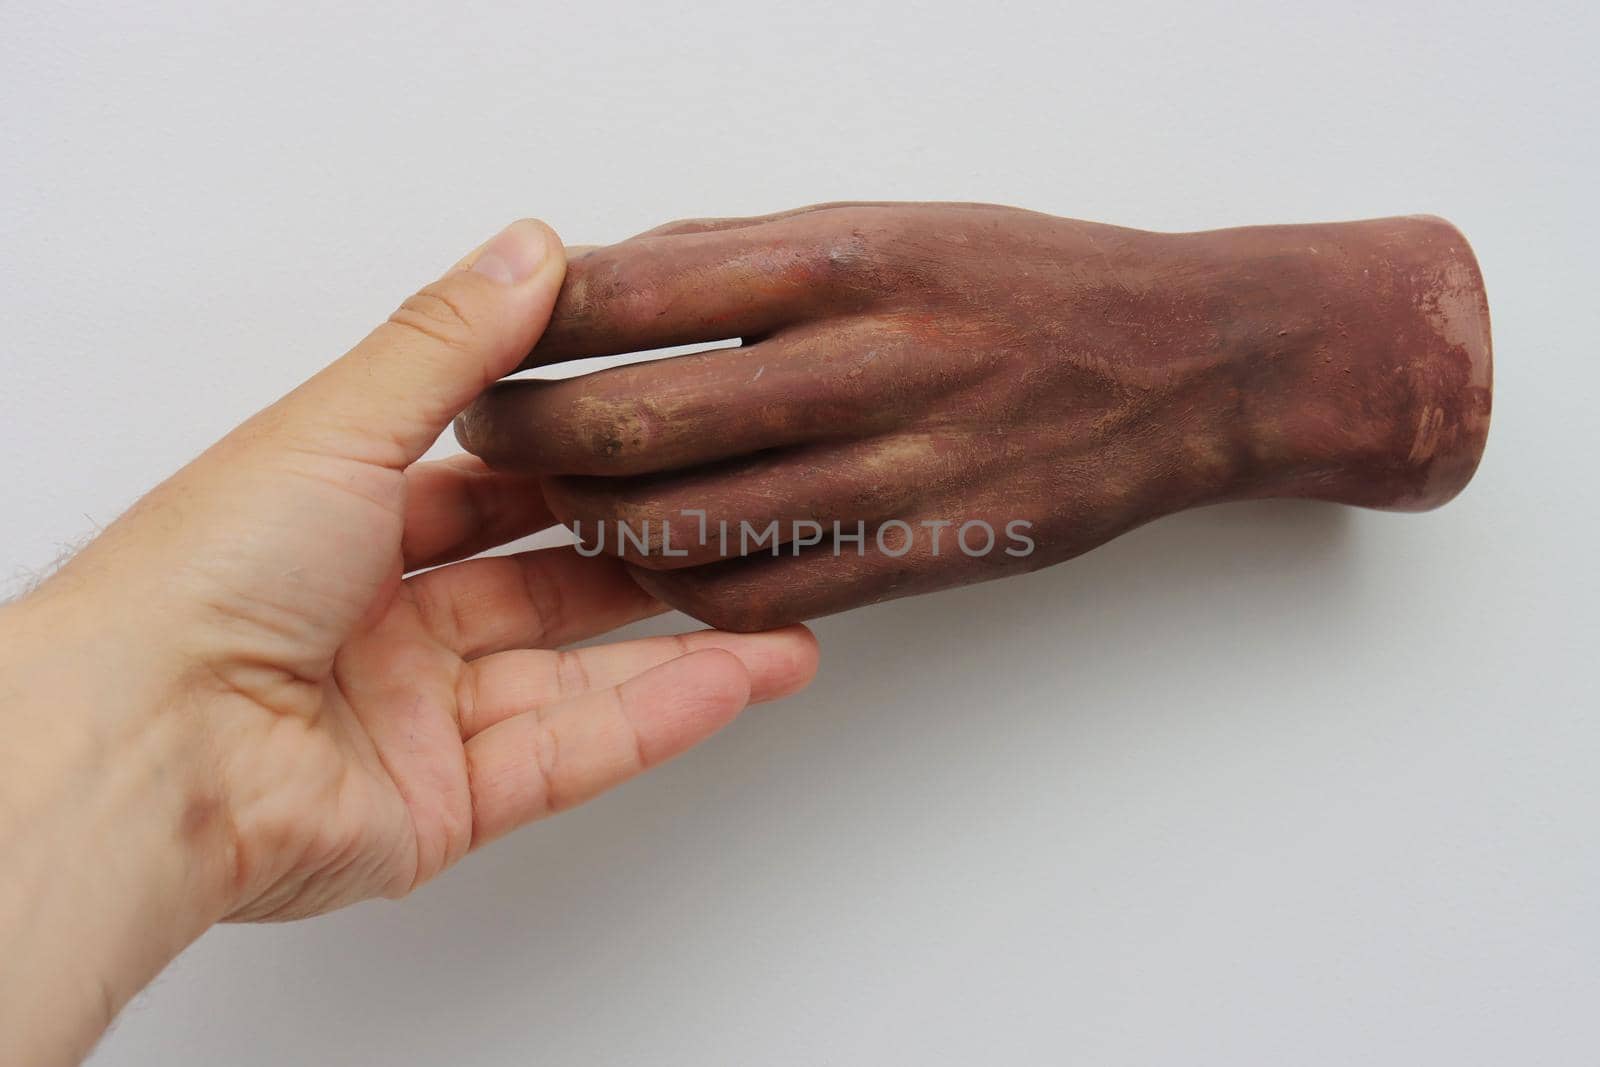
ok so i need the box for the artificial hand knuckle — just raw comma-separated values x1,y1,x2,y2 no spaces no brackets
660,216,714,235
813,226,880,290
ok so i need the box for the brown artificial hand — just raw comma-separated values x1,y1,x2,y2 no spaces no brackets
455,203,1492,631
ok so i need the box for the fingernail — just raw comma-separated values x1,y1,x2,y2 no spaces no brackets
470,220,549,285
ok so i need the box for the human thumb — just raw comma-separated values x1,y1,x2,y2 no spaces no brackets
269,219,566,468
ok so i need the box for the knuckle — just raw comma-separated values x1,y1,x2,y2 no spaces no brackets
529,726,563,813
819,234,867,281
552,648,593,698
581,399,656,463
519,558,568,640
535,383,658,471
577,249,646,305
624,524,685,569
655,216,719,236
802,212,891,294
410,575,464,650
388,283,478,349
549,477,694,569
543,478,620,548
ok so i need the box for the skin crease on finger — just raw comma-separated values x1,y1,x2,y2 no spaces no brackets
457,202,1493,632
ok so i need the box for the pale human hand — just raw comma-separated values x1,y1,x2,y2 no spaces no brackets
0,220,817,1065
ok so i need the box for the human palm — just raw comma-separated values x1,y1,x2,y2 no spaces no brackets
73,221,817,922
194,450,812,921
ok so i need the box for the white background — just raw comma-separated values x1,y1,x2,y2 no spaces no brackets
4,1,1597,1063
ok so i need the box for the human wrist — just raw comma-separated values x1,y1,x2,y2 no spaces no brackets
1151,216,1492,511
0,586,234,1064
